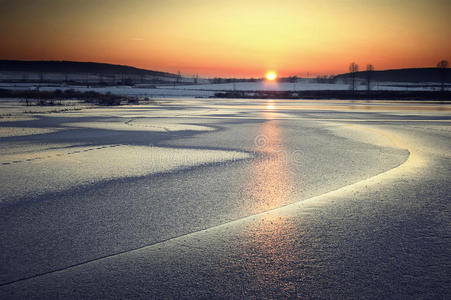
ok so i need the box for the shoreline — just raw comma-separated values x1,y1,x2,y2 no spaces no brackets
214,90,451,100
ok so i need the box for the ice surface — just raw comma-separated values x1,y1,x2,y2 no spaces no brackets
0,127,61,138
0,145,249,203
63,120,215,132
0,98,449,298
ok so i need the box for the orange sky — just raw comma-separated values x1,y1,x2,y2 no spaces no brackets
0,0,450,77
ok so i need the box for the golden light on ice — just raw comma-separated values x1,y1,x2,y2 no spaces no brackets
266,100,275,110
265,71,277,81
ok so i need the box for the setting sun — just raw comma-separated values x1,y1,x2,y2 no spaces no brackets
266,71,277,81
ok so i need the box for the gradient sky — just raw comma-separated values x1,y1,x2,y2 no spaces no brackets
1,0,450,77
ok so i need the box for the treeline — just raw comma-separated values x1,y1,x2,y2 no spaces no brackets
336,63,450,84
0,89,142,105
214,90,451,100
209,78,259,84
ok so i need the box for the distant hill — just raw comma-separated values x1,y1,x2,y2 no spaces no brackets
0,60,177,78
335,67,451,83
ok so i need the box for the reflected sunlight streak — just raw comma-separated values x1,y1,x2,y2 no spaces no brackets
240,116,300,294
266,100,275,110
244,116,294,213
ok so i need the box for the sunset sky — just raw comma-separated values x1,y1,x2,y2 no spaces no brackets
1,0,450,77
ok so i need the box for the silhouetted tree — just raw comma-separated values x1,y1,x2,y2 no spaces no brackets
437,60,448,91
349,62,359,91
176,71,182,85
288,75,297,83
366,64,374,92
315,75,335,83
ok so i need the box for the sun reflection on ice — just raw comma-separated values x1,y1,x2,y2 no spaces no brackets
244,116,294,213
238,214,307,296
238,115,307,295
266,100,275,110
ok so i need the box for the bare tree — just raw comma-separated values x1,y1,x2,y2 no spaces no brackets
437,60,448,92
366,64,374,92
289,75,298,91
288,75,297,83
175,71,182,85
349,62,359,91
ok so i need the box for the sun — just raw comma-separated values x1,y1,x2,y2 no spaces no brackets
265,71,277,81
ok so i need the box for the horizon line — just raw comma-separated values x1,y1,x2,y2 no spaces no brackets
0,58,448,79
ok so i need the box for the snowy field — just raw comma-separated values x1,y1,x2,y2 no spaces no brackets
158,80,446,92
0,78,447,100
0,98,450,298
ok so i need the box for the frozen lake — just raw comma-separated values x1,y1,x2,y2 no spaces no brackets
0,98,450,298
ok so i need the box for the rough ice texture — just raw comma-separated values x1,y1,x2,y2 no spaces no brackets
0,145,249,203
63,120,215,132
0,127,61,138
